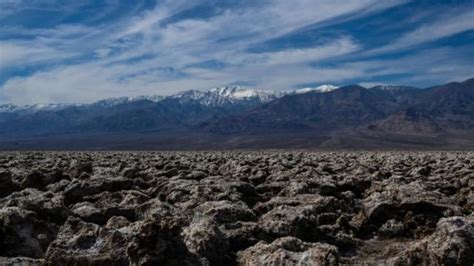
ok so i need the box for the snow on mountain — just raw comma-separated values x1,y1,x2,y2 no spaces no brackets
209,86,284,100
0,95,164,113
171,86,286,106
0,103,73,113
0,85,338,113
91,95,164,108
294,85,338,94
0,104,20,113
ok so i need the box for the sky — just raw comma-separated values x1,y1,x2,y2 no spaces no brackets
0,0,473,105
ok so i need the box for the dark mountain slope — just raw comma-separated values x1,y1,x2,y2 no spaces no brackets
0,78,473,149
360,108,443,136
0,96,266,136
204,85,418,134
415,78,474,129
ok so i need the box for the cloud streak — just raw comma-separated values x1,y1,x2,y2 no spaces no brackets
366,7,474,55
0,0,472,104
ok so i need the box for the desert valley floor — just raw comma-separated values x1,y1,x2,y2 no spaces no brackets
0,151,473,265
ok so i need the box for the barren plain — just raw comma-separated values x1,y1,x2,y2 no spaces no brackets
0,151,473,265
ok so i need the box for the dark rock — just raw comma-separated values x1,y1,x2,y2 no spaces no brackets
20,170,66,190
69,161,94,179
0,169,19,197
0,207,57,258
0,189,69,224
105,216,130,229
354,181,461,237
181,215,231,264
72,190,150,224
237,237,339,265
378,219,406,238
126,219,201,265
0,257,44,266
44,217,131,265
20,171,45,189
221,221,261,251
0,151,472,264
258,204,329,242
392,215,474,265
195,200,256,224
64,177,143,204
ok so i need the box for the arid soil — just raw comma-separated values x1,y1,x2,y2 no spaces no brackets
0,151,473,265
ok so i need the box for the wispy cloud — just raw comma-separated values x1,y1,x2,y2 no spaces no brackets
1,0,472,104
366,7,474,55
0,0,84,16
253,37,359,65
0,42,73,69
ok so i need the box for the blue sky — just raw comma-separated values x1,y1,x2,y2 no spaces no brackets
0,0,473,104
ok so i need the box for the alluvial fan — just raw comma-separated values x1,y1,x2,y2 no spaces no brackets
0,151,473,265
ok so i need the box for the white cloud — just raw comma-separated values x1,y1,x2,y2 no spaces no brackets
343,47,474,86
259,37,359,65
0,0,84,16
0,0,428,104
0,42,75,69
3,45,470,104
367,8,474,54
119,0,199,37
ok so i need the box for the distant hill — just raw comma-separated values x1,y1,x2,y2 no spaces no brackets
0,79,473,150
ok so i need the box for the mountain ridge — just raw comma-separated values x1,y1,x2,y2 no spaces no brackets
0,78,473,149
0,85,339,112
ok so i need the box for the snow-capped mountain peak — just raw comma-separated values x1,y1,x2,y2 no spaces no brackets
210,86,242,97
172,86,284,106
0,103,73,113
210,86,277,100
0,104,19,113
0,85,338,113
90,95,164,108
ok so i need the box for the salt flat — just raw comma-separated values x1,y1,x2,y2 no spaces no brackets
0,151,472,265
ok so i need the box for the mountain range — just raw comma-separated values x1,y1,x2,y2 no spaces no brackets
0,79,473,150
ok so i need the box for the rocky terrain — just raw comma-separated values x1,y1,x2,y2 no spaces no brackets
0,151,473,265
